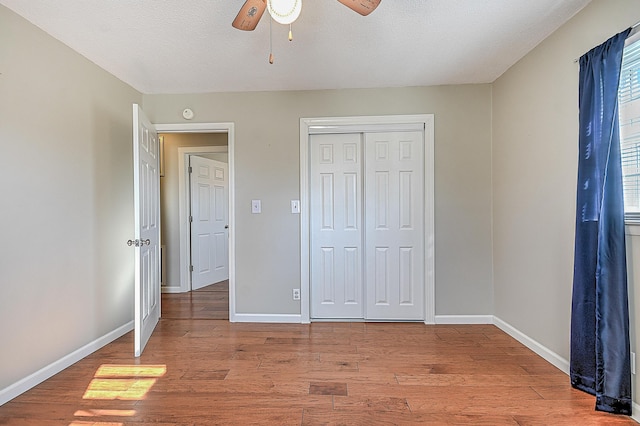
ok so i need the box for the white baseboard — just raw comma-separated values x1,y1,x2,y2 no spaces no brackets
231,314,302,323
493,316,569,374
435,315,494,324
632,402,640,423
161,285,183,294
231,314,494,325
0,321,134,406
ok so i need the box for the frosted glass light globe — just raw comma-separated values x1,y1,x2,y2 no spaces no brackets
267,0,302,25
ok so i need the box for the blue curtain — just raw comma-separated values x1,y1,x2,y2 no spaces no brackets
570,28,632,416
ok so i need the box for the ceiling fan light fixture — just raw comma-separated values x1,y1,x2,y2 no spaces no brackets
267,0,302,25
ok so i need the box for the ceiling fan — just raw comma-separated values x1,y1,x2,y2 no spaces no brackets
232,0,382,32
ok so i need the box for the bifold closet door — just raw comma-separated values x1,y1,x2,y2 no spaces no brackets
310,133,364,319
364,131,424,320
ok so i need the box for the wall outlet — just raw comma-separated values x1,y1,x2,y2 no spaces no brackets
292,288,301,301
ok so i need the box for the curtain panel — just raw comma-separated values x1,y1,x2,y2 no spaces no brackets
570,28,632,415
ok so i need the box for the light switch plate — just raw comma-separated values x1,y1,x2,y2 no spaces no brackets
291,200,300,214
251,199,261,214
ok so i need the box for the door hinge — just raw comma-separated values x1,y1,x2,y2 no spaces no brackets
189,265,194,272
189,215,193,222
188,166,193,173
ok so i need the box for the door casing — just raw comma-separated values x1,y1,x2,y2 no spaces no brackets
300,115,435,324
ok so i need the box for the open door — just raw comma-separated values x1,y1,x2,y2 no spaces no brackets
132,104,161,357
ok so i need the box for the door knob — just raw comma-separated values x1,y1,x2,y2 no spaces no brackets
127,239,151,247
225,225,229,229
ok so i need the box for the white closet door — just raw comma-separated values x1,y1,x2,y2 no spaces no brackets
310,133,364,319
365,131,424,320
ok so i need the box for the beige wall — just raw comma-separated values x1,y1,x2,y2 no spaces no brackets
199,153,228,163
143,86,494,315
0,5,141,391
492,0,640,399
159,133,227,288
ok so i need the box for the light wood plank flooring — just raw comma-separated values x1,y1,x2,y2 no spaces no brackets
162,281,229,320
0,285,636,425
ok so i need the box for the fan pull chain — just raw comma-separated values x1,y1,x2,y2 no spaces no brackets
289,24,293,42
269,16,274,64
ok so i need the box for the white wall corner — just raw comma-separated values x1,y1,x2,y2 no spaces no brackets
0,321,134,406
493,316,569,374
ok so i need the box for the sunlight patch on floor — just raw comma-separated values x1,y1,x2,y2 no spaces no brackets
82,364,166,400
82,378,157,400
69,364,167,425
94,364,167,378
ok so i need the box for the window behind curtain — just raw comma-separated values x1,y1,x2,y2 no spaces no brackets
619,31,640,222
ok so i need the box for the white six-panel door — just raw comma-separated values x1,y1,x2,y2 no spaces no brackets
190,156,229,290
132,104,161,357
364,132,424,320
310,133,364,319
310,131,424,320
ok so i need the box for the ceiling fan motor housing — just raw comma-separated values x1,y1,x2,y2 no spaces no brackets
267,0,302,25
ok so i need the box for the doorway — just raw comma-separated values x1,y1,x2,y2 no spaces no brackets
155,123,236,322
300,115,435,324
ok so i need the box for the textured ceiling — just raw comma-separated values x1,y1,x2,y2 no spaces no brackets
0,0,591,94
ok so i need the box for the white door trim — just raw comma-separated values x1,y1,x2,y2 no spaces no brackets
155,122,237,322
300,115,435,324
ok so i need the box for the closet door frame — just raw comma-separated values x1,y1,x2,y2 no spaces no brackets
300,115,435,324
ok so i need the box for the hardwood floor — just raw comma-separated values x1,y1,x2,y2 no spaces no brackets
162,281,229,320
0,286,636,425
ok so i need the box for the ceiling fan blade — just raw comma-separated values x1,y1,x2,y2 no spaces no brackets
232,0,267,31
337,0,381,16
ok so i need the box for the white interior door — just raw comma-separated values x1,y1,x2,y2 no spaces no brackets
310,133,364,319
309,130,425,321
364,131,424,320
132,104,161,357
190,156,229,289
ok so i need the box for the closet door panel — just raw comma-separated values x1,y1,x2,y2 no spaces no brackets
365,131,424,320
310,134,364,319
